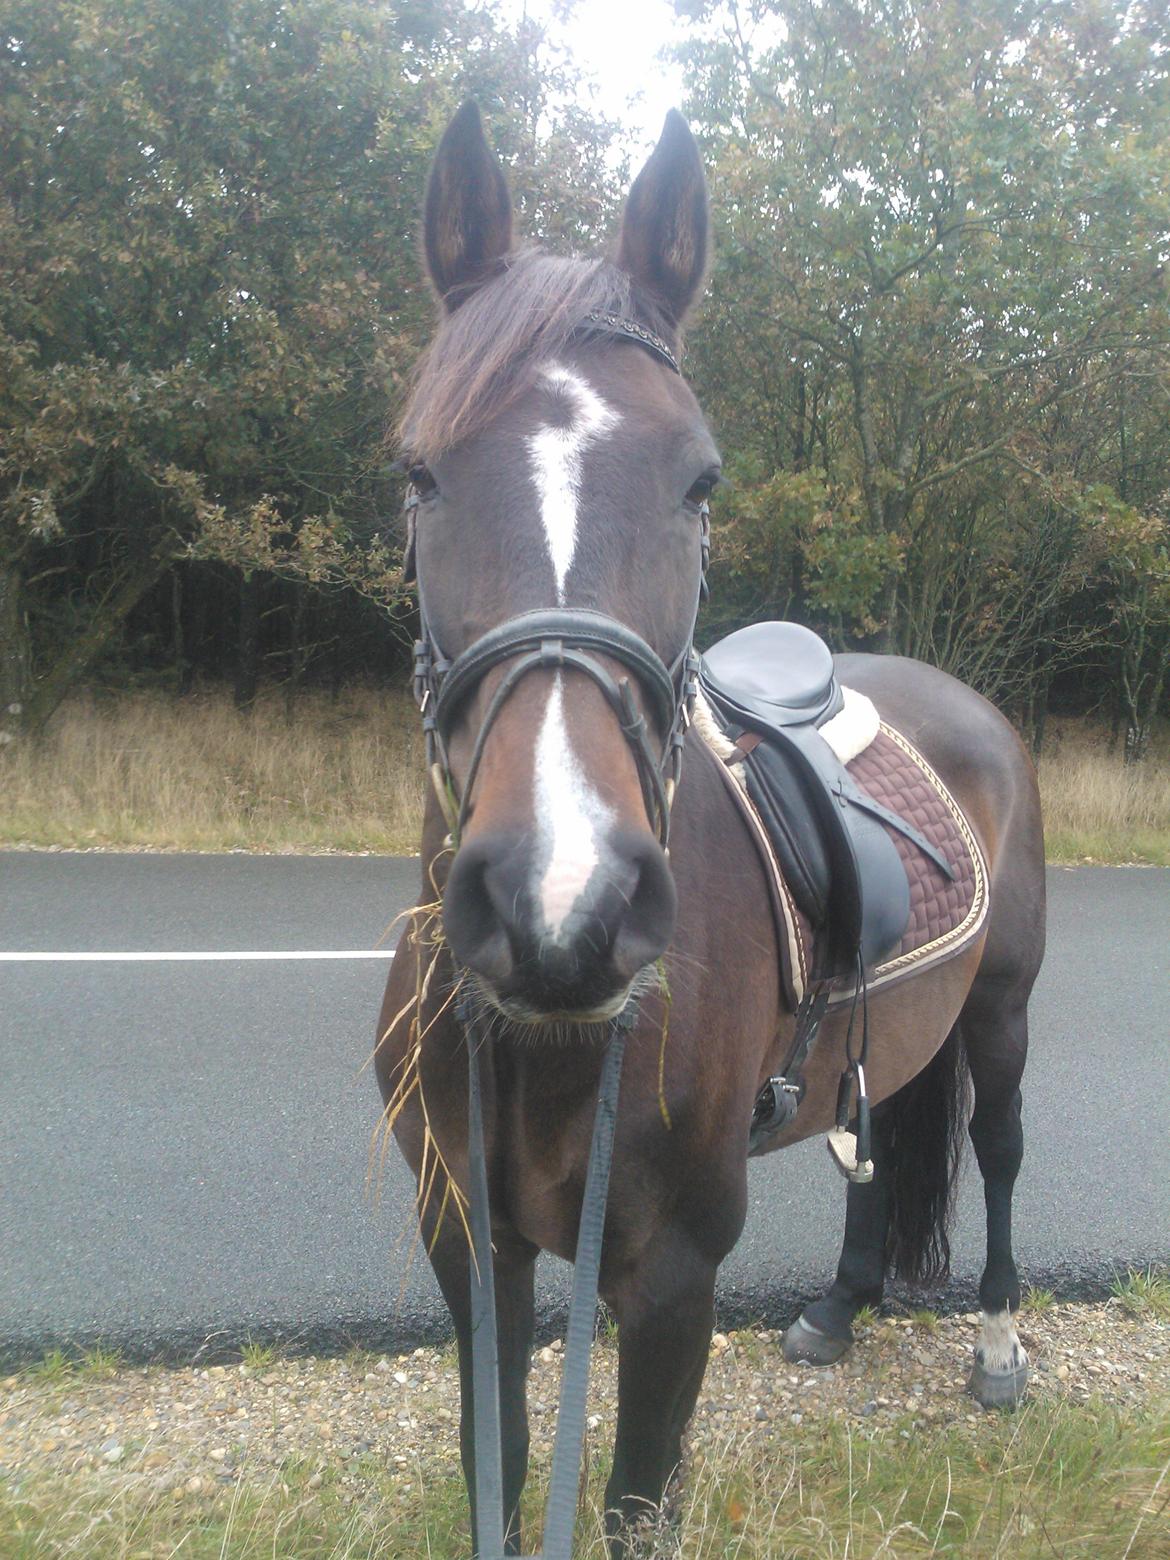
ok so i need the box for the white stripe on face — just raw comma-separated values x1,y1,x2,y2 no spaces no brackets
527,364,620,605
534,675,615,941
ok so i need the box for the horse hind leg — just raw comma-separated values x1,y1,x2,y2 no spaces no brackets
785,1022,967,1366
783,1102,896,1365
962,978,1031,1409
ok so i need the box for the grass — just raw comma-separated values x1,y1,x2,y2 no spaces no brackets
24,1345,123,1383
0,692,1166,862
1,1395,1167,1557
0,685,425,855
1021,1287,1056,1314
1038,720,1170,866
1112,1266,1170,1321
239,1339,276,1371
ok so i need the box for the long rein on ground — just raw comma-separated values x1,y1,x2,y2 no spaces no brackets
406,314,709,1559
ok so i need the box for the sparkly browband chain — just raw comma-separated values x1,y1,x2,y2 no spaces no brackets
578,310,681,375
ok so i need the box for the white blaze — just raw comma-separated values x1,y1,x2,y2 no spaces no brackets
526,364,620,938
534,676,614,940
527,364,619,604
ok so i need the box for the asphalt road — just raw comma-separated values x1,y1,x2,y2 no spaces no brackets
1,853,1167,1367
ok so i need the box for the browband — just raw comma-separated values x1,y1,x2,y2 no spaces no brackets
577,311,681,375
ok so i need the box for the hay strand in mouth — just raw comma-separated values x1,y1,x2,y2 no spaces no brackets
365,884,473,1268
655,957,673,1131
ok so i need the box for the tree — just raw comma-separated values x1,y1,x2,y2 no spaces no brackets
678,0,1170,712
0,0,623,739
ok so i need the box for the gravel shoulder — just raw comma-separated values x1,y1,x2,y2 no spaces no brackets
2,1300,1166,1502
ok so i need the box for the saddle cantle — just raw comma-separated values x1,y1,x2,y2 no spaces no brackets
700,621,939,978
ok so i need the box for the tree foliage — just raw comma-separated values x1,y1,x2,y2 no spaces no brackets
1,0,1168,756
680,0,1170,738
0,0,622,737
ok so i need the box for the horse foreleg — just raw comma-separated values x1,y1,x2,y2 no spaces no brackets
783,1102,896,1365
427,1226,538,1555
962,982,1030,1408
602,1234,717,1553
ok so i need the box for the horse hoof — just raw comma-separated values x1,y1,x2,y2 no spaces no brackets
967,1358,1030,1409
782,1314,851,1366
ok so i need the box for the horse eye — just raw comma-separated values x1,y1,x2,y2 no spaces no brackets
409,463,438,497
685,469,721,507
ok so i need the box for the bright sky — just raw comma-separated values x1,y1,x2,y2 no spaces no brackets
498,0,693,157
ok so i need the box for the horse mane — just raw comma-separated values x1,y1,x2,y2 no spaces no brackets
398,249,674,460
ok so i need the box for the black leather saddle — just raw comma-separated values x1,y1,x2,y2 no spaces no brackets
700,622,948,979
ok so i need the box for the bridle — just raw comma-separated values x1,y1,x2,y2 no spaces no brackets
405,312,710,848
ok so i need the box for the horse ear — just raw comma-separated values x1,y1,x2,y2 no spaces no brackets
423,101,513,310
617,111,709,326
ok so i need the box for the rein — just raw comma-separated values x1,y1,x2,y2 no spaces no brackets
463,994,635,1560
406,315,707,1557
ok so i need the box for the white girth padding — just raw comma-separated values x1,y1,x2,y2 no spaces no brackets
819,685,881,766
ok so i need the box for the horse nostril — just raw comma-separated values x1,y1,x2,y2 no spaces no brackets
609,830,677,982
442,834,516,986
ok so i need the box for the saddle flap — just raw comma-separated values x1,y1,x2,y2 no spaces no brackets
749,722,910,973
699,621,843,731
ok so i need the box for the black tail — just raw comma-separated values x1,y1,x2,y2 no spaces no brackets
885,1021,970,1283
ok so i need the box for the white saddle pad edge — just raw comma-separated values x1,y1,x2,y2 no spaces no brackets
693,684,880,772
819,686,880,765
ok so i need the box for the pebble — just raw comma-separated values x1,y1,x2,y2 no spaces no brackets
0,1305,1165,1507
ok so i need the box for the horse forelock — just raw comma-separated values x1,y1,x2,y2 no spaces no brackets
397,250,673,461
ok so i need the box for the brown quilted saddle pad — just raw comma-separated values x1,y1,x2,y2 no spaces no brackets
712,719,989,1007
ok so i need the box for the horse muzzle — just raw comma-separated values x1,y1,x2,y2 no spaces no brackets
443,824,677,1020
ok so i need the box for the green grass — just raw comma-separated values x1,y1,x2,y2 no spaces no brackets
78,1345,124,1379
25,1348,72,1385
0,1396,1166,1557
1021,1287,1056,1314
239,1339,276,1371
1112,1266,1170,1321
909,1307,940,1333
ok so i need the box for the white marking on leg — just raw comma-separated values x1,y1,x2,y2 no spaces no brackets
976,1309,1027,1374
527,365,619,604
534,675,614,940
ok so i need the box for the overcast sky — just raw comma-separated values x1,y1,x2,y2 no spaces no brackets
497,0,692,155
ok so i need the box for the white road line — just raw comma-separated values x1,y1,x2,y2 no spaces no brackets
0,948,399,962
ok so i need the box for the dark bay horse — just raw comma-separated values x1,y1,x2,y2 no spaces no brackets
376,102,1046,1553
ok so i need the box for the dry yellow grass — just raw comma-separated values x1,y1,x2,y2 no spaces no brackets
0,692,1165,862
0,686,425,854
1037,720,1170,865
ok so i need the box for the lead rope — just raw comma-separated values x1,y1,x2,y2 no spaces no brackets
466,1008,506,1558
463,998,633,1560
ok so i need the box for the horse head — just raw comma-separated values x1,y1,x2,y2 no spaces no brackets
403,102,719,1024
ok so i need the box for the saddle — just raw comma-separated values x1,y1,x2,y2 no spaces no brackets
699,622,953,982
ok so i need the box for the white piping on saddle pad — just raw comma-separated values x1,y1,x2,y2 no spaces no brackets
692,689,745,781
692,684,880,771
